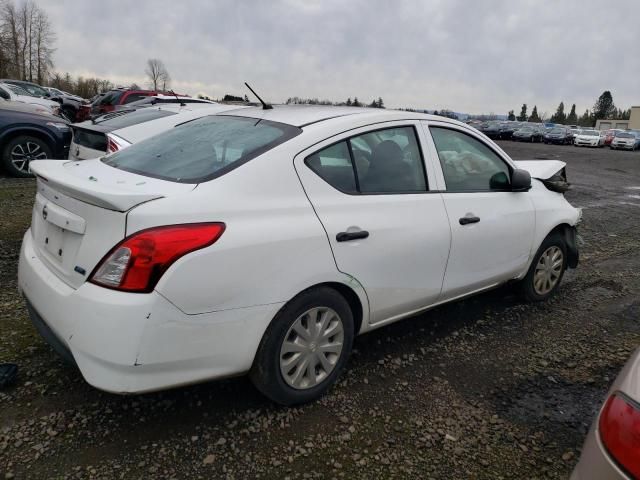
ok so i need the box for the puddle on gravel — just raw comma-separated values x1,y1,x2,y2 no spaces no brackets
495,376,610,438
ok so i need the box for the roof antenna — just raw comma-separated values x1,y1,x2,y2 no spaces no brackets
245,82,272,110
169,89,185,107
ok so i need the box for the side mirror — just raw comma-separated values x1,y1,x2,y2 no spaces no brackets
511,168,531,192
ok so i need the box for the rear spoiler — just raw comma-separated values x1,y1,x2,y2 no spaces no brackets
31,160,163,212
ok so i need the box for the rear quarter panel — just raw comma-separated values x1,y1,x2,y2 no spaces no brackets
126,143,369,318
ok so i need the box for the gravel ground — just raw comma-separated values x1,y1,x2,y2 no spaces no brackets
1,142,639,479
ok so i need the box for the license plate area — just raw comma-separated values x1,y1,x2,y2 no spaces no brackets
42,222,65,262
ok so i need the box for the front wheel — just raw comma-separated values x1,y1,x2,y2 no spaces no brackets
250,287,354,405
2,135,52,177
519,233,567,302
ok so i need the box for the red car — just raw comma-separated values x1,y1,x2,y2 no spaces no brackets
75,89,161,122
603,129,624,146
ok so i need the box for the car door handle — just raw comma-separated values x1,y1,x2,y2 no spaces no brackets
336,230,369,242
459,216,480,225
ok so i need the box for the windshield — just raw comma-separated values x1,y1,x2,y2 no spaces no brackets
518,127,533,132
12,82,48,97
550,128,565,134
6,84,31,96
580,130,599,136
617,133,634,139
103,116,302,183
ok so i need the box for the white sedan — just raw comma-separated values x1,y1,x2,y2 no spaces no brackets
0,82,61,115
574,129,604,147
18,106,581,405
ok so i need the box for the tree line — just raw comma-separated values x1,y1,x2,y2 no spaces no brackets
508,91,631,127
285,96,385,108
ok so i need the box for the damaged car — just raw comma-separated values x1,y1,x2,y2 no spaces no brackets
18,106,581,405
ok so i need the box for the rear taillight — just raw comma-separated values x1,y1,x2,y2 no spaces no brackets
598,393,640,479
106,134,129,153
90,223,225,293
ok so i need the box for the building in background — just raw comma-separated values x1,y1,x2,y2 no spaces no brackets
596,106,640,130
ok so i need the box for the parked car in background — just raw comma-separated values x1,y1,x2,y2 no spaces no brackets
498,122,516,139
76,88,165,122
481,121,503,139
610,131,640,151
0,79,52,99
19,106,580,405
0,100,71,177
114,94,216,111
603,129,624,146
43,87,86,122
44,87,84,103
69,103,245,160
574,130,604,147
512,126,543,142
0,83,61,116
569,128,581,143
544,127,573,145
571,348,640,480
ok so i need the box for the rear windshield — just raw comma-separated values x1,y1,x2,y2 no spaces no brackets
96,90,124,106
96,109,176,129
103,115,301,183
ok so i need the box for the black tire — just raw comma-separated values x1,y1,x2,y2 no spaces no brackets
519,232,568,302
250,287,354,405
1,135,52,178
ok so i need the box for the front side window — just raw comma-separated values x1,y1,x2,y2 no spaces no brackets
305,126,427,194
430,127,511,192
103,116,301,183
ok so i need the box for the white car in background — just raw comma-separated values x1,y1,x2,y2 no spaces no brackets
574,129,604,147
19,106,581,405
69,103,248,160
0,82,61,115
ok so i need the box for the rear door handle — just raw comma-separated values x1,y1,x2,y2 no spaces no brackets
336,230,369,242
459,216,480,225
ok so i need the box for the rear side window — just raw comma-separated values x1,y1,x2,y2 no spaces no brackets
305,126,427,194
306,141,357,194
103,116,301,183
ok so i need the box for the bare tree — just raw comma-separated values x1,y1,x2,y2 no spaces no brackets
145,58,170,91
0,0,54,81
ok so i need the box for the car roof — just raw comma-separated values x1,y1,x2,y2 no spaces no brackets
223,104,442,128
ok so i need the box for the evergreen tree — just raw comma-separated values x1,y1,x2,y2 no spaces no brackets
432,110,439,116
507,110,516,121
566,104,578,125
550,102,566,124
346,97,352,106
517,104,527,121
377,97,384,109
369,99,378,108
593,91,616,120
352,97,361,107
578,109,593,127
528,105,541,122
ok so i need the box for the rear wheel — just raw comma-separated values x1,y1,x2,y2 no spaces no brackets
250,287,354,405
519,233,567,302
1,135,52,177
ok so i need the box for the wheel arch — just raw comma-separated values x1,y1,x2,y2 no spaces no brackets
0,126,56,154
545,222,579,269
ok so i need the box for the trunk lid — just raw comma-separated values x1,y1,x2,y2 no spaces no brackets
29,159,195,289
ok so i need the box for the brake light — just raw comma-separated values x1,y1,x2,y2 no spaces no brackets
106,134,129,153
90,223,225,293
598,393,640,479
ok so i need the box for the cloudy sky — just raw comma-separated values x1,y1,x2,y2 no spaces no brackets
39,0,639,115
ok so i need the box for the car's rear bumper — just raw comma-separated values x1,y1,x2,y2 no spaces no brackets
18,230,282,394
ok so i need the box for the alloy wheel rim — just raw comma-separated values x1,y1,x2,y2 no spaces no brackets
279,307,344,390
10,141,47,173
533,246,563,295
